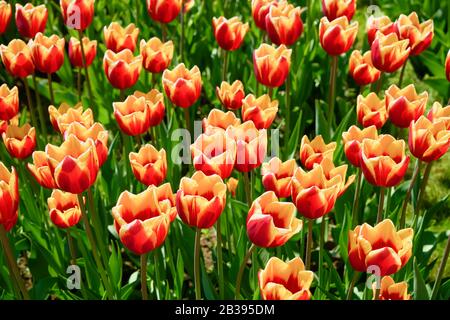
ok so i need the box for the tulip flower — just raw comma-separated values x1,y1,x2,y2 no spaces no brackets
348,50,381,86
140,38,174,73
247,191,301,248
319,16,358,56
356,92,388,129
0,39,35,78
342,125,378,167
155,183,177,222
427,102,450,129
265,1,304,46
146,0,182,24
0,121,7,136
15,3,47,39
0,1,11,34
129,144,167,186
27,151,57,189
318,158,355,197
68,36,97,68
191,130,237,179
47,190,82,228
299,135,336,170
216,80,245,110
29,33,65,74
133,90,166,127
176,171,226,229
261,157,297,198
242,94,279,129
0,85,19,121
348,219,413,276
371,32,410,73
373,276,410,300
48,103,94,134
367,16,394,46
162,63,202,108
227,177,238,197
321,0,356,22
359,134,410,187
258,257,313,300
2,123,36,159
103,49,142,90
385,84,428,128
251,0,276,30
60,0,94,31
103,22,140,53
394,12,433,56
202,109,241,132
0,163,19,232
113,95,151,136
446,50,450,82
212,16,249,51
253,43,291,88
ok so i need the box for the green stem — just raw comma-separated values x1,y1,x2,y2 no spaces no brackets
375,72,384,94
235,244,256,300
184,107,191,136
87,188,108,268
222,50,229,82
32,74,42,110
398,60,407,87
416,162,432,213
399,159,421,228
374,287,381,300
431,233,450,299
284,73,290,147
194,228,202,300
154,249,162,299
78,30,95,111
243,171,252,208
47,73,55,106
141,253,148,300
346,271,360,300
179,4,185,62
327,55,338,136
216,219,224,299
318,218,325,299
161,23,167,42
305,219,313,270
268,87,273,99
376,188,385,224
22,78,39,135
77,68,82,101
66,229,77,265
351,168,362,227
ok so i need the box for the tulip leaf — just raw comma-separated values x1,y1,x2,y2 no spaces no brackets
414,258,431,300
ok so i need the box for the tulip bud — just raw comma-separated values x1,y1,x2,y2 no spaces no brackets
202,109,241,133
0,163,19,232
212,16,249,51
0,85,19,121
103,49,142,90
356,92,388,129
47,190,82,228
265,1,304,46
162,63,202,108
129,144,167,186
216,80,245,111
146,0,182,24
427,102,450,129
0,1,11,34
394,12,433,56
373,276,410,300
140,38,174,73
60,0,94,31
29,33,65,74
299,135,336,170
342,125,378,167
2,123,36,159
104,22,140,53
261,157,297,198
0,39,35,78
251,0,276,30
253,43,291,88
27,151,57,189
68,36,97,68
322,0,356,22
227,177,238,197
349,50,381,86
242,94,279,130
48,103,94,134
15,3,47,39
367,16,394,46
319,16,358,56
371,32,410,73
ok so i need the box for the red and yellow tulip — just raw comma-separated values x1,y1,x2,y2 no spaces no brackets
15,3,47,39
140,38,174,73
47,190,82,228
0,39,35,78
319,16,358,56
2,123,36,159
103,22,140,53
162,63,202,108
216,80,245,111
212,16,249,51
129,144,167,186
356,92,388,129
253,43,291,88
242,94,278,129
261,157,297,199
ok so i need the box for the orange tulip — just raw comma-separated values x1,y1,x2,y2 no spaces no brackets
356,92,388,129
266,1,304,46
348,50,381,86
0,116,17,137
427,102,450,129
367,16,394,46
258,256,313,300
299,135,336,170
0,39,35,78
27,151,57,189
146,0,182,24
134,89,166,127
47,190,82,228
162,63,202,108
60,0,94,31
247,191,301,247
0,1,11,34
360,134,410,187
103,22,140,53
242,94,278,129
29,33,65,74
446,50,450,82
112,186,172,255
2,123,36,159
394,12,433,56
318,157,355,197
319,16,358,56
191,130,236,179
129,144,167,186
0,163,19,232
251,0,276,30
140,38,174,73
48,103,94,134
183,0,194,13
342,125,378,167
68,36,97,68
227,177,238,197
348,219,413,276
253,43,291,88
202,109,241,133
113,95,151,136
385,84,428,128
155,183,177,222
0,85,19,121
371,32,410,73
176,171,226,229
103,49,142,90
212,16,249,51
261,157,297,198
373,276,410,300
15,3,47,38
216,80,245,110
321,0,356,22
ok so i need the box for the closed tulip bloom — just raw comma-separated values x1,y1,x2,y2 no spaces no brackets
60,0,94,31
265,1,303,46
446,50,450,82
371,32,410,73
216,80,245,110
386,84,428,128
253,43,291,88
103,49,142,90
2,123,36,159
104,22,140,53
191,130,237,179
113,95,151,136
27,151,57,189
140,38,173,73
299,135,336,170
47,190,82,228
176,171,226,229
317,157,355,197
252,0,276,30
367,16,394,46
212,16,249,51
348,219,413,276
356,92,388,129
0,39,35,78
29,33,65,74
0,163,19,232
394,12,433,56
342,125,378,167
0,1,11,34
0,85,19,121
349,50,381,86
146,0,182,24
322,0,356,22
261,157,297,198
129,144,167,186
319,16,358,56
15,3,47,38
133,90,165,127
427,102,450,129
162,63,202,108
68,37,97,68
202,109,241,132
227,177,238,197
247,191,301,248
360,135,410,187
242,94,279,129
373,276,411,300
258,257,313,300
49,103,94,134
112,186,172,255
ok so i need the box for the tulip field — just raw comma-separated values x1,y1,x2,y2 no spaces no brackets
0,0,450,302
